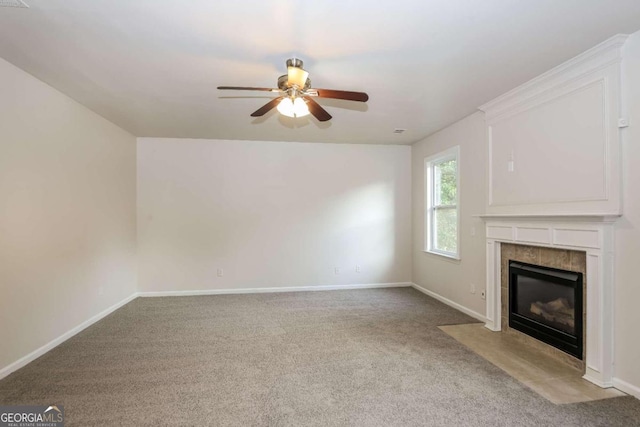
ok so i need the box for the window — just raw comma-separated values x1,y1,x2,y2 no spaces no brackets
424,146,460,259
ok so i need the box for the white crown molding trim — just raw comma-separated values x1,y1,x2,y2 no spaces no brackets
479,34,628,120
476,214,622,223
410,283,487,323
0,293,138,381
139,282,412,297
612,377,640,400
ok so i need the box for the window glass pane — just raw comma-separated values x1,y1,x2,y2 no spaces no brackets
434,159,457,206
434,207,457,253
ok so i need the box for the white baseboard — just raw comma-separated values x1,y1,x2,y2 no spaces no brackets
0,293,138,381
139,282,413,297
612,377,640,399
410,282,487,323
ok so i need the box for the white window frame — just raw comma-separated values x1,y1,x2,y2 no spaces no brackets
424,146,460,260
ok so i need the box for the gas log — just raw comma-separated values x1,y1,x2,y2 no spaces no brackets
530,297,575,329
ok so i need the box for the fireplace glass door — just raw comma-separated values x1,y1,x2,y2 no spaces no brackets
509,261,583,359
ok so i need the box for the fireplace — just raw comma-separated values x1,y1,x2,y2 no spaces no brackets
484,217,617,387
509,261,583,359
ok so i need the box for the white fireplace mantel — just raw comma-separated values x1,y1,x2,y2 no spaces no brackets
482,215,618,388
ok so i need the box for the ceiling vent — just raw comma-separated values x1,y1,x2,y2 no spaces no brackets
0,0,29,7
393,128,406,134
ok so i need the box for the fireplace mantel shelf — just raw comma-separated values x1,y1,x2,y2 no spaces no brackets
475,213,621,223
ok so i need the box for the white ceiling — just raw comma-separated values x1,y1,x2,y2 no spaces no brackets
1,1,640,145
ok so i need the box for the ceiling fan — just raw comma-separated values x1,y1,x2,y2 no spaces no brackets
217,58,369,122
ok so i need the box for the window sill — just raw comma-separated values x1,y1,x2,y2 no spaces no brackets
423,250,461,262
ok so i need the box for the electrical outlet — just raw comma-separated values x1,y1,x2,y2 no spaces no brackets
355,265,361,273
217,268,224,277
470,283,476,294
334,267,340,275
480,290,486,300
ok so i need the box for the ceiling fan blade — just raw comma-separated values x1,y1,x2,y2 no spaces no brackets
303,96,332,122
312,89,369,102
218,86,280,92
250,97,284,117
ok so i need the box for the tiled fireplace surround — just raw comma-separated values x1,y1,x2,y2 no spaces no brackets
484,217,616,388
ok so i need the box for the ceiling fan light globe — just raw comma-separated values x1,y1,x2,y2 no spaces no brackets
276,98,294,117
293,97,310,117
277,97,309,118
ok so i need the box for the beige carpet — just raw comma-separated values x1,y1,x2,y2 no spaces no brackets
0,288,639,426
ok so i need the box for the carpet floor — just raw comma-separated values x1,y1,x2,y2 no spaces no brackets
0,288,639,426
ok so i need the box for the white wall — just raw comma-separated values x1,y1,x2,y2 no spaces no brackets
411,112,487,317
137,138,411,292
0,58,137,373
613,31,640,395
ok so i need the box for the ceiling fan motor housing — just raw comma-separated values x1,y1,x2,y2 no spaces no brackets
278,74,311,92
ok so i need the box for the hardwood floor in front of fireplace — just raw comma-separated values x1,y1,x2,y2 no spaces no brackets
439,323,625,404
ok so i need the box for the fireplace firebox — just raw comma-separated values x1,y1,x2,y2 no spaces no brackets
509,261,583,359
